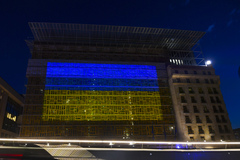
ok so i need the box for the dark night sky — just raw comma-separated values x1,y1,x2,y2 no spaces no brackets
0,0,239,128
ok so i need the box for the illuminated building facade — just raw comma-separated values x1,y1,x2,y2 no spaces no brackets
168,65,234,141
21,22,234,141
0,77,23,137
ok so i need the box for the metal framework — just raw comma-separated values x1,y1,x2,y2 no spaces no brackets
29,22,205,51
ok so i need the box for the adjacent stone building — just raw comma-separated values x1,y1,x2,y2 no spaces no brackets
0,77,24,137
168,65,234,141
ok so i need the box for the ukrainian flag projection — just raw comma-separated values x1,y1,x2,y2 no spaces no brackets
43,62,162,121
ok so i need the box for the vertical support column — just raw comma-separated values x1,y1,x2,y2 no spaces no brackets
0,90,8,136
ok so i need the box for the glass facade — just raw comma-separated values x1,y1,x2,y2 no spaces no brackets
43,62,162,121
21,60,174,139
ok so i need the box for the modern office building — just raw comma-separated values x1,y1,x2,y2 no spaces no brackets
0,77,24,138
20,22,234,141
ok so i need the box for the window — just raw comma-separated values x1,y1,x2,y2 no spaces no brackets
207,87,213,94
221,115,227,123
205,79,209,84
190,137,194,141
176,78,181,83
210,79,214,84
215,115,221,123
179,87,184,93
191,96,197,103
218,125,224,133
186,79,190,83
213,88,218,94
201,96,206,103
175,70,179,73
198,126,204,134
206,116,212,123
194,71,197,74
213,106,218,113
224,125,229,133
196,79,200,83
193,106,199,113
210,96,215,103
196,116,202,123
200,136,205,141
188,87,194,94
183,106,189,113
218,106,224,113
208,126,215,134
216,97,221,103
188,126,194,134
208,71,211,75
184,70,188,74
181,96,187,103
203,106,209,113
185,116,191,123
203,71,206,75
198,88,204,94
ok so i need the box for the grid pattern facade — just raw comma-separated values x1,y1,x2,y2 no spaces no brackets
21,59,174,140
43,62,162,121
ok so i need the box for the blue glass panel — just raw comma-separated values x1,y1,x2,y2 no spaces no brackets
46,62,158,79
45,62,160,92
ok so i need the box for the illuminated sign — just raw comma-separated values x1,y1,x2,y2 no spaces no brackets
6,113,16,122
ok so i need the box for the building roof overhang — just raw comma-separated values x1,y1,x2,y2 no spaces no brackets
28,22,205,51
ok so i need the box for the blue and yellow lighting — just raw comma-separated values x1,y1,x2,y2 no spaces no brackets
43,62,162,121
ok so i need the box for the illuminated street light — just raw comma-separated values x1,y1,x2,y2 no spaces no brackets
205,60,212,66
109,142,114,146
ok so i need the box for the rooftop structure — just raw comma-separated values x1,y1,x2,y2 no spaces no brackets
28,22,204,50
